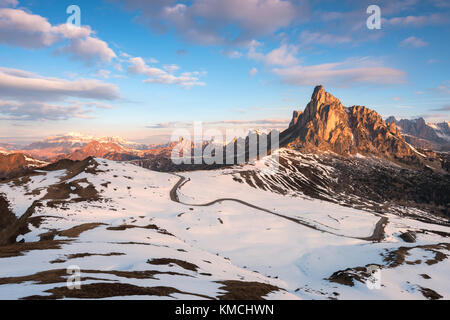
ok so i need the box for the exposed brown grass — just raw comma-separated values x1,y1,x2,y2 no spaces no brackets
147,258,199,272
22,283,212,300
216,280,282,300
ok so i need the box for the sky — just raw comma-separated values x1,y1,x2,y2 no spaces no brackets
0,0,449,145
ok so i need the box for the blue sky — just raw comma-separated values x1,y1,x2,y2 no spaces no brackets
0,0,449,144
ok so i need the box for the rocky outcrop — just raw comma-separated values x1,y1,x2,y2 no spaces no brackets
289,110,303,127
0,153,47,178
280,86,423,164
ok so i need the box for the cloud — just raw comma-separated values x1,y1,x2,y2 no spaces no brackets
95,69,111,79
176,49,188,56
299,31,352,46
56,35,117,65
0,67,120,101
0,66,118,121
248,43,299,66
418,113,449,122
273,57,406,87
431,105,450,112
0,100,94,121
146,121,191,129
0,0,17,8
386,13,447,27
0,8,116,64
249,68,258,76
209,119,289,126
431,0,450,8
147,119,290,129
163,64,180,73
221,49,243,59
435,82,450,95
111,0,307,45
399,36,428,48
127,56,206,87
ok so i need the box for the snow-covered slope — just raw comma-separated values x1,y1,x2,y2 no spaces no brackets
0,156,448,300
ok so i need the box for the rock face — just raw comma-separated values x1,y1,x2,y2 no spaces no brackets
386,117,450,151
280,86,420,163
0,153,47,178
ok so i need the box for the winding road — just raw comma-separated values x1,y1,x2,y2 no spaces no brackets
169,173,388,242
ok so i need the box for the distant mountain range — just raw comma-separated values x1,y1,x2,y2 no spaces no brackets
0,86,448,177
386,117,450,151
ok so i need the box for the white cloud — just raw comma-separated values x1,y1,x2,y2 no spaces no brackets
399,36,428,48
163,64,180,73
112,0,306,45
147,118,290,129
0,0,17,7
435,82,450,95
386,14,446,27
221,49,243,59
127,56,205,87
56,36,117,64
0,67,120,101
95,69,111,79
249,68,258,76
249,43,299,66
0,100,93,121
0,8,116,64
273,57,406,87
299,31,352,46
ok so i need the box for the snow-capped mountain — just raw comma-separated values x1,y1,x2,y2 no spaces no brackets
23,132,148,151
386,117,450,151
17,132,148,161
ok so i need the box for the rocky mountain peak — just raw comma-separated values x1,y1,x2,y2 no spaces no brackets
303,85,343,120
280,86,426,165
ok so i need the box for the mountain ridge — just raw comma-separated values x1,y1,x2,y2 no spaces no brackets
280,85,431,167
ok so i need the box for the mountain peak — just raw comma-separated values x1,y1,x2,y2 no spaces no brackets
310,85,340,105
311,85,325,100
281,86,424,165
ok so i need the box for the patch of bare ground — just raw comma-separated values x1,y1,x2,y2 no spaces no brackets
50,252,125,263
27,215,63,229
216,280,283,300
0,201,42,246
43,178,100,209
84,269,192,279
147,258,199,272
0,195,17,243
418,286,443,300
22,283,213,300
42,157,103,181
58,222,106,238
0,269,107,286
0,268,193,288
327,243,450,288
399,231,416,243
327,265,379,287
39,223,106,241
383,243,450,268
0,240,70,258
107,224,174,236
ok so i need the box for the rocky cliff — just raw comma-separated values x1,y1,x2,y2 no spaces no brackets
280,86,423,164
